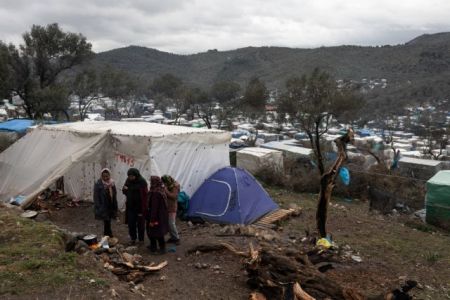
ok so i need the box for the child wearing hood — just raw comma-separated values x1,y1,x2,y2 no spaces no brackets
161,175,181,245
122,168,148,245
147,176,169,254
94,168,118,237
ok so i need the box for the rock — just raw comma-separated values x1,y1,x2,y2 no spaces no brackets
99,253,110,263
176,257,182,262
110,289,119,297
125,246,138,252
262,234,275,241
94,248,108,255
74,240,89,254
187,221,194,227
65,236,78,252
35,212,49,222
194,263,202,269
212,265,221,270
201,263,209,269
159,275,167,281
122,252,134,263
133,254,143,263
109,237,119,247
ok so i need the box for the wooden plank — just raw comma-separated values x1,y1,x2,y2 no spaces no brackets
254,208,299,226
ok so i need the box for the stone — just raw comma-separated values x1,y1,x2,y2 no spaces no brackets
125,246,138,252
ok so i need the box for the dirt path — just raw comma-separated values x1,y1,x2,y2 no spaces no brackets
41,187,450,300
50,205,251,300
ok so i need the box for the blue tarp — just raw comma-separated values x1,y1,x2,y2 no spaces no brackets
356,129,373,137
231,129,250,138
0,119,34,133
339,167,350,186
187,167,279,224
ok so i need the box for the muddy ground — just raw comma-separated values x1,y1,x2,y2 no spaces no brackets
2,187,450,299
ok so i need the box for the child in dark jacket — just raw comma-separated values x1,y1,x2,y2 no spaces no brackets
147,176,169,254
94,168,118,237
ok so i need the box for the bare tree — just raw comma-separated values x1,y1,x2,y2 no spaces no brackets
277,68,363,237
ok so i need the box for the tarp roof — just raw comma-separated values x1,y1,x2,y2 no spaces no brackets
399,157,442,167
261,140,312,156
427,170,450,186
0,119,34,133
238,147,282,158
40,121,225,138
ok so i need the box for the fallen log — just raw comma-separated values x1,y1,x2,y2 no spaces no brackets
186,242,249,257
249,292,267,300
246,248,365,300
293,282,316,300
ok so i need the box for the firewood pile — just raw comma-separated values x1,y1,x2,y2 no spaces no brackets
65,233,167,284
101,249,168,284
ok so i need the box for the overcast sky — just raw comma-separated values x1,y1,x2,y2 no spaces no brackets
1,0,450,54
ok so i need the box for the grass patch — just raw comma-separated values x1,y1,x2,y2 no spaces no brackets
405,220,435,233
424,251,442,264
0,210,99,296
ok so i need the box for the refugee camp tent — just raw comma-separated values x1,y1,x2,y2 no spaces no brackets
236,147,283,174
398,157,442,181
187,167,278,224
426,171,450,230
0,121,230,208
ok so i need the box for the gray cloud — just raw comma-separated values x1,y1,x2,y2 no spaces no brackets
1,0,450,54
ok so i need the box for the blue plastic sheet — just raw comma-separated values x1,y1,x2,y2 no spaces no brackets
339,167,350,186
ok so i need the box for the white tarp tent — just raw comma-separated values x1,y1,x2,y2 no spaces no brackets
236,147,283,174
0,121,230,208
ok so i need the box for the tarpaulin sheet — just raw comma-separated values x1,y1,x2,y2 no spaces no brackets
426,170,450,229
0,119,34,133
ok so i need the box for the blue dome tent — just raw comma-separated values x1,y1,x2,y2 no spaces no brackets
187,167,278,224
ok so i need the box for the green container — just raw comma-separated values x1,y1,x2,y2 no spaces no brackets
426,171,450,230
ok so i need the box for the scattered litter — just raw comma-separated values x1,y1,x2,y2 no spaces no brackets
125,246,138,252
100,236,109,249
110,289,119,298
316,238,332,249
351,255,362,263
10,195,26,206
414,209,426,223
20,210,38,219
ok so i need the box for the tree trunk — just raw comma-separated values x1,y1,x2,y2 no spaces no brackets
316,129,354,238
315,121,325,175
62,109,70,121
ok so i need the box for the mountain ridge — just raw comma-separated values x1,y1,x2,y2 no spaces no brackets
93,32,450,107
